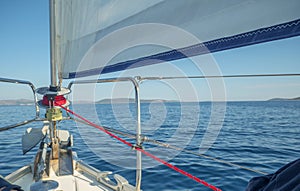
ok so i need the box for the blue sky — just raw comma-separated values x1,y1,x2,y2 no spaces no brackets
0,0,299,101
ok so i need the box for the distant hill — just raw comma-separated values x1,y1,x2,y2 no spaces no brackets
291,97,300,100
96,98,177,104
71,100,94,104
268,97,300,101
96,98,132,104
0,99,34,105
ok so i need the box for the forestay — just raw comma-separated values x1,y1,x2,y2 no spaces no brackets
54,0,300,79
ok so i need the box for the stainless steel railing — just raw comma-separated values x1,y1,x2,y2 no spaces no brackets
0,77,41,131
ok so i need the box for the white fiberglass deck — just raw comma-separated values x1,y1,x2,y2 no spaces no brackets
5,160,135,191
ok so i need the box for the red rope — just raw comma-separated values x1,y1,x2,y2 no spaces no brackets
58,104,222,191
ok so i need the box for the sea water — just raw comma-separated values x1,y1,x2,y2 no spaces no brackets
0,101,299,191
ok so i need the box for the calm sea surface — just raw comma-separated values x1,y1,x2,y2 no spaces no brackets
0,101,299,191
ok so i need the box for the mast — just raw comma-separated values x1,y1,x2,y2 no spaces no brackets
49,0,57,89
48,0,60,161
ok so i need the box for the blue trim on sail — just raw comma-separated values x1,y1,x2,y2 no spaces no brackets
67,19,300,79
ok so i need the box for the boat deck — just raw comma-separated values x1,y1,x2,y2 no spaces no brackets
5,160,135,191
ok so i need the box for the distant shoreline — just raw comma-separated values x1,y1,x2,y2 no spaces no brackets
0,99,34,106
0,97,299,105
267,97,300,101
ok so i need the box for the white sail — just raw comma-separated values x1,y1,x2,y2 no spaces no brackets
54,0,300,79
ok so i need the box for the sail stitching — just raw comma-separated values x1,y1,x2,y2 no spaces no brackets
67,18,300,78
